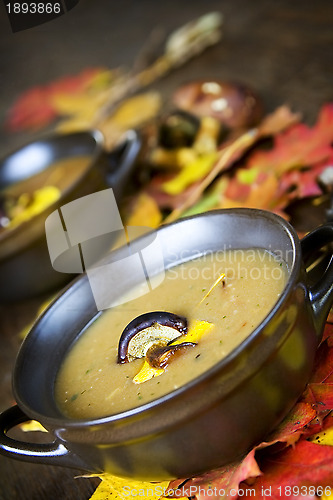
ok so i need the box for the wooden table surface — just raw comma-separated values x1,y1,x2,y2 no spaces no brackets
0,0,332,498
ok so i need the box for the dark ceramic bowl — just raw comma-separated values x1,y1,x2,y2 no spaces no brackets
0,129,141,302
0,209,333,481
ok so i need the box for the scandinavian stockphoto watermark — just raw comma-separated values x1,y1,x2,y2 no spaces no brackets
121,484,333,498
45,188,165,311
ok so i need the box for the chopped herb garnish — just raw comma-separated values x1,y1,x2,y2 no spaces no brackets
70,393,79,402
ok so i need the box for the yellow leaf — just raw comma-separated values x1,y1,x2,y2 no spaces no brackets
133,360,164,384
20,420,47,432
149,148,198,170
88,473,170,500
8,186,60,229
310,427,333,446
111,92,161,129
51,93,103,116
56,118,93,133
126,193,162,228
162,152,218,195
86,69,116,91
172,320,214,344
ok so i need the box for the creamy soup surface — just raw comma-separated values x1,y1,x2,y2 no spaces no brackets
55,249,288,419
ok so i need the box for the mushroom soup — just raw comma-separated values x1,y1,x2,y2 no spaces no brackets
55,249,288,419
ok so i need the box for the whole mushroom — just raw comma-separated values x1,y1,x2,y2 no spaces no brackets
172,80,263,130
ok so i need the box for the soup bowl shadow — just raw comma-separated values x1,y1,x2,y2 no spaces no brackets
0,209,333,480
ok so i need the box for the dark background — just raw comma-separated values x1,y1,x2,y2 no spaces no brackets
1,0,333,157
0,1,332,499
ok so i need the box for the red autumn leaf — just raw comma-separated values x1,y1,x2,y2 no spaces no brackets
277,161,330,201
259,402,317,449
146,175,201,210
5,68,104,132
168,450,261,500
47,68,102,94
301,383,333,412
301,411,333,441
6,87,57,131
241,440,333,500
310,339,333,384
322,321,333,346
246,104,333,175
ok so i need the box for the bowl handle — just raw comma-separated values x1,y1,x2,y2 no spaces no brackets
0,405,91,471
104,129,141,200
301,222,333,338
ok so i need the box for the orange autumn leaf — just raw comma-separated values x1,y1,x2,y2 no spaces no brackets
125,193,162,228
168,450,261,500
6,67,111,132
247,103,333,175
221,172,279,211
241,441,333,500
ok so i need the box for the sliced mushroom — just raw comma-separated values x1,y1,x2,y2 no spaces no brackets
146,342,196,369
117,311,187,363
132,319,214,384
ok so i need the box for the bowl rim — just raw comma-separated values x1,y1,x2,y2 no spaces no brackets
13,208,301,429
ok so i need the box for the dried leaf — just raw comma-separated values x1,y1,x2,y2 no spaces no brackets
182,177,228,217
168,450,261,499
87,473,169,500
172,320,214,345
99,93,162,150
247,104,333,175
6,87,57,131
260,402,317,448
310,339,333,384
221,172,279,211
309,426,333,446
111,93,162,129
257,105,302,137
301,383,333,413
6,68,109,131
19,420,47,432
243,440,333,499
133,360,165,384
165,105,301,222
162,152,218,195
125,193,162,228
